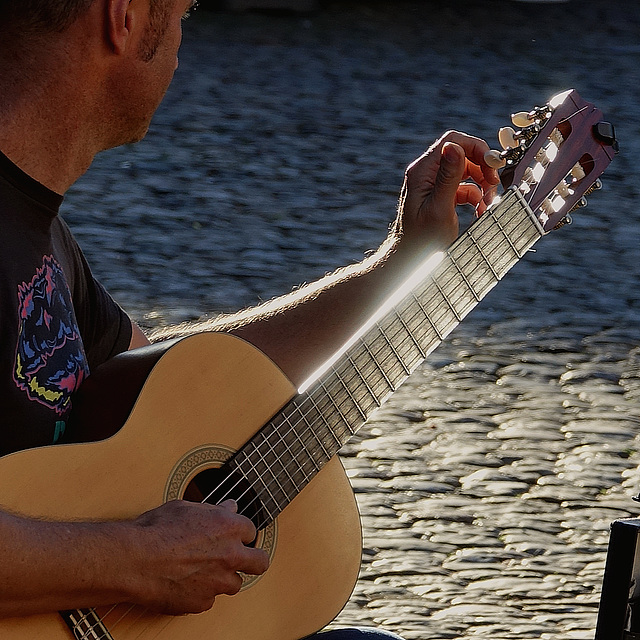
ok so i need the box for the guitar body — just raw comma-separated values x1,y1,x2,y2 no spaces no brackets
0,333,362,640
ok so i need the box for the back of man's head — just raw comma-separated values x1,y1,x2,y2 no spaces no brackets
0,0,94,36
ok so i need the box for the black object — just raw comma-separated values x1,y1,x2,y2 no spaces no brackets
593,122,620,153
595,518,640,639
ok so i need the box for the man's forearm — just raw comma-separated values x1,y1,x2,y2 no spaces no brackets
0,509,138,616
146,133,499,388
148,233,435,387
0,499,269,618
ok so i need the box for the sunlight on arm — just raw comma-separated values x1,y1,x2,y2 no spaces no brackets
298,251,445,394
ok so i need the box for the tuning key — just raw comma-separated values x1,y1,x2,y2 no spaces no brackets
571,163,586,180
553,214,573,230
556,181,571,198
584,179,603,195
569,196,588,212
484,149,507,169
511,111,533,128
498,126,519,150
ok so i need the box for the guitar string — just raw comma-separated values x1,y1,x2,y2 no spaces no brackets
85,209,535,640
200,199,536,518
80,107,580,639
90,603,171,640
199,197,539,520
218,238,481,502
208,265,527,525
87,191,539,640
102,604,143,634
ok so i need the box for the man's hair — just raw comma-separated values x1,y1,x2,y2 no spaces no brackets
0,0,167,43
0,0,95,34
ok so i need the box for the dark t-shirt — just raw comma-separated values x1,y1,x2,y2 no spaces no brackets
0,151,132,457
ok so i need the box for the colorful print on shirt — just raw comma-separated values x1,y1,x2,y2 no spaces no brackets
13,255,90,421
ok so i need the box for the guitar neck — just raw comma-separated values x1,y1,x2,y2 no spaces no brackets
228,187,544,527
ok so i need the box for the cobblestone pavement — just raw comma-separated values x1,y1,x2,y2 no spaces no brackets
62,1,639,638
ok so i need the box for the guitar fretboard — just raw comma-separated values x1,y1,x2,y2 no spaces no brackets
225,187,543,527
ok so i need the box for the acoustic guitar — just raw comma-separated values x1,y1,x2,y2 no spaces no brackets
0,89,617,639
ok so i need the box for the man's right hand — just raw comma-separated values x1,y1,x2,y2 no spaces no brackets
128,499,270,615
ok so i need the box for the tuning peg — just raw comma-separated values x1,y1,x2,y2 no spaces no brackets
498,126,519,150
535,148,549,165
553,214,573,230
570,163,586,180
584,179,603,195
569,196,588,212
484,149,506,169
556,181,571,198
549,129,564,147
511,111,533,128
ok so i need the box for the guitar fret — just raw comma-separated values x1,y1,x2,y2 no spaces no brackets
476,224,512,275
359,337,395,391
499,193,541,254
239,437,279,518
287,399,337,459
332,356,380,419
411,291,444,341
399,297,441,357
483,191,540,274
449,251,481,302
287,416,321,475
272,410,314,483
382,313,424,374
494,206,524,259
415,282,458,339
278,410,327,477
435,260,478,320
350,340,394,403
366,347,405,390
467,226,501,280
393,309,426,358
450,221,500,294
257,405,327,507
298,395,344,452
312,385,355,444
456,246,497,299
260,428,300,500
346,352,382,407
318,377,357,435
375,321,411,376
431,274,463,322
240,439,269,482
302,392,345,454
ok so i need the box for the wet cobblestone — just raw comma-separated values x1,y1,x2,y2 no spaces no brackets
62,1,639,638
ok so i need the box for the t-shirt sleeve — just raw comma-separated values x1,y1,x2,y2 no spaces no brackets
77,272,133,370
54,219,133,370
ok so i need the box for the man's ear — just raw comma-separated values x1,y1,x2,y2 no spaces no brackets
106,0,136,54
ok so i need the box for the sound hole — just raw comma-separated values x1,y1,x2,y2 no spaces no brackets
183,466,269,531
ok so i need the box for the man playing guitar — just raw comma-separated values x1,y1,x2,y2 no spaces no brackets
0,0,498,637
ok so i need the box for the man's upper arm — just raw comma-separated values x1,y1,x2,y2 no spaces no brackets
128,321,151,350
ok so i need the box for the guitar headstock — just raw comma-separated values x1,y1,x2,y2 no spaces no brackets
485,89,618,233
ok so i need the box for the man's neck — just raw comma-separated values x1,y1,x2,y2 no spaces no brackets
0,34,104,194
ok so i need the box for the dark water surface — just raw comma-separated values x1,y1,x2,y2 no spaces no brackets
63,2,640,638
